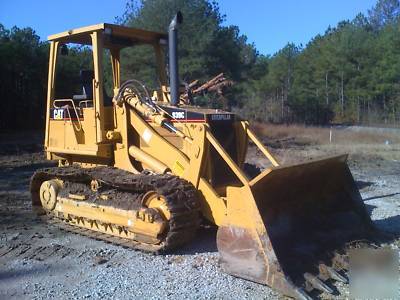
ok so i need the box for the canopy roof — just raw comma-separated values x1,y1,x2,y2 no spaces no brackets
47,23,167,48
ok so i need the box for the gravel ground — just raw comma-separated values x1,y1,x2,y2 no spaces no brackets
0,132,399,300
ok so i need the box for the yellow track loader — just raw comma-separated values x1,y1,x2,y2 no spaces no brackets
31,13,375,299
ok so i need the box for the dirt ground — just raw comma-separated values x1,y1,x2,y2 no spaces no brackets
0,128,399,299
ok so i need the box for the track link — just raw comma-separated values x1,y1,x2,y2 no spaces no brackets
30,166,201,252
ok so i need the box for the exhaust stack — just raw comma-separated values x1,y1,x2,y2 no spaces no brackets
168,12,183,106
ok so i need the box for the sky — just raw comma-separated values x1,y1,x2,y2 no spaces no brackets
0,0,377,55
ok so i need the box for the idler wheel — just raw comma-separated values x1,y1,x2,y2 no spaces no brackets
39,180,62,211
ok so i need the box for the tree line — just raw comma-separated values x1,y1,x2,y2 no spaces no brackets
1,0,400,130
241,0,400,125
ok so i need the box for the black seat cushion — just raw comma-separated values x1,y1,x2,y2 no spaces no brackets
73,70,94,101
73,70,112,106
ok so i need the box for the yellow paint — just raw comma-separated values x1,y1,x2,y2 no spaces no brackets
172,160,185,176
68,194,87,201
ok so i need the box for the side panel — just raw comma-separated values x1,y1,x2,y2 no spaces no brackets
46,107,113,160
48,120,65,149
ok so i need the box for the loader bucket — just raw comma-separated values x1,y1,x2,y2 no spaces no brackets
217,155,373,298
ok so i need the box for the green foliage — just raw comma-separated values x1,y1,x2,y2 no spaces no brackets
0,25,48,130
368,0,400,29
2,0,400,130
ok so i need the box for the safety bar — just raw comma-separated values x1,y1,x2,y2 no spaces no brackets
247,128,279,167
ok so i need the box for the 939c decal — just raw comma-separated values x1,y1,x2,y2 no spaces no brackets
171,111,185,119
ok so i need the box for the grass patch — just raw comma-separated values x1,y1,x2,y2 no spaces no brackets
251,123,400,145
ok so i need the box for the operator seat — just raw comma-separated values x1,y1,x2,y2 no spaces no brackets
73,70,93,101
73,70,112,106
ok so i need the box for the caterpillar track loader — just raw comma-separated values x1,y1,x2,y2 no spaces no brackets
31,13,376,299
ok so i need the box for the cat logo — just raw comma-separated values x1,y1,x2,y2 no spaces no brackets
53,109,64,120
172,111,185,119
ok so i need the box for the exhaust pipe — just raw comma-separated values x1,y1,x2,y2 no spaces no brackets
168,12,183,106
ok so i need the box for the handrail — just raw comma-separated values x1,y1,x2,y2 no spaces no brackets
53,99,82,131
79,100,93,109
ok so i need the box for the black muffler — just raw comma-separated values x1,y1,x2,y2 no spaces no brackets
168,12,183,106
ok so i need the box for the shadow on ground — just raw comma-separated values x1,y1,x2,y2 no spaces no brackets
0,160,56,192
0,265,52,281
364,192,400,201
356,180,374,189
175,226,218,255
365,201,400,236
